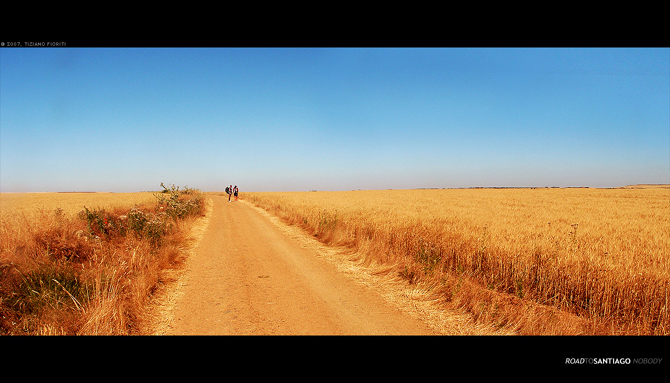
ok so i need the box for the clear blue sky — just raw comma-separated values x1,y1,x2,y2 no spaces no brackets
1,47,668,192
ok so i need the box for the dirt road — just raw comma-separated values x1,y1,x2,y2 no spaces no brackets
162,195,438,335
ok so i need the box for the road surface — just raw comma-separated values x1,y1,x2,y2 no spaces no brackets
163,195,438,335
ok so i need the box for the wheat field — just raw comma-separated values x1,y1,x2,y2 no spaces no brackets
0,192,157,218
1,192,158,255
244,187,670,335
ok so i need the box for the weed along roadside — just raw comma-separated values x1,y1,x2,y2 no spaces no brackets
0,184,205,335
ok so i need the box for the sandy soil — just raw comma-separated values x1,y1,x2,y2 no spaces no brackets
153,195,507,335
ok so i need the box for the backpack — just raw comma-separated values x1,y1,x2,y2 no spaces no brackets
225,186,230,194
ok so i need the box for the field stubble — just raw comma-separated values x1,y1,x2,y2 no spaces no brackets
245,187,669,335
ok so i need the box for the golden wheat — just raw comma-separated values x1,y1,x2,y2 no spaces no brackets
244,187,670,335
0,192,156,218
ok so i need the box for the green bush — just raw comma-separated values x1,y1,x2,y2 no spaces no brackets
155,182,204,219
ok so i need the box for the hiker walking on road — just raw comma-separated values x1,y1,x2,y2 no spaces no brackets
234,185,239,201
227,185,233,202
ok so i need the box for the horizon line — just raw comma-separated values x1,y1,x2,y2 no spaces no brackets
3,184,669,194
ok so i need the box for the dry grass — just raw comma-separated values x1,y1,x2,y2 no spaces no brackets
0,187,205,335
244,187,670,335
